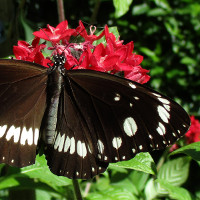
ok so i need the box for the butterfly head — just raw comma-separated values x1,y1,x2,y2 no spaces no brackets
53,53,66,67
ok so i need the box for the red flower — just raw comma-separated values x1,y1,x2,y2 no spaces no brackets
13,20,150,84
124,66,150,84
185,116,200,144
13,37,51,67
76,21,105,43
104,25,123,48
33,20,75,44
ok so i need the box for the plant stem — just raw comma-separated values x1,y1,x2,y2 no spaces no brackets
90,0,101,24
57,0,65,22
72,180,83,200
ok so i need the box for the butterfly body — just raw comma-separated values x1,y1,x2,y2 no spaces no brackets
0,56,190,179
45,55,66,145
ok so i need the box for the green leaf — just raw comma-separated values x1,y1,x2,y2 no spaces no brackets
95,177,110,191
154,0,171,11
158,157,190,187
156,179,192,200
110,152,156,175
87,186,136,200
144,178,159,200
21,154,71,187
113,0,133,18
147,8,168,16
150,66,164,76
111,178,138,195
129,170,150,192
170,142,200,162
139,47,160,62
0,175,59,193
180,57,197,65
144,157,191,199
164,17,180,37
132,3,150,15
166,69,186,79
0,155,71,193
35,189,63,200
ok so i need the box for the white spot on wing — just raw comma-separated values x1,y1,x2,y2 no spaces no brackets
152,93,161,97
77,141,87,158
132,148,136,153
157,122,166,135
64,136,70,152
58,134,65,152
130,103,133,107
134,96,139,100
158,97,170,105
54,133,60,150
97,139,104,154
20,127,33,145
70,137,75,154
11,159,14,163
129,82,136,89
88,145,92,153
6,125,20,143
123,117,137,136
0,125,7,137
149,134,153,139
112,137,122,149
114,93,120,101
157,105,170,123
34,128,39,145
163,104,170,111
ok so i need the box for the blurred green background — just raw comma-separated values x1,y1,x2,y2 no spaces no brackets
0,0,200,199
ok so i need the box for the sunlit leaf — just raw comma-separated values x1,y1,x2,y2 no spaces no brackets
113,0,133,18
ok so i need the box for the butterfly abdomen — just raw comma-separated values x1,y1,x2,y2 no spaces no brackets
45,66,65,144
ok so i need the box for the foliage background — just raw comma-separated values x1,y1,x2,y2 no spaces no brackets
0,0,200,199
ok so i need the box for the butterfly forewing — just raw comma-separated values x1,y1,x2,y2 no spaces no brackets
64,70,190,163
0,59,48,167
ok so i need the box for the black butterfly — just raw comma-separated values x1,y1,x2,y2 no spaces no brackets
0,54,190,179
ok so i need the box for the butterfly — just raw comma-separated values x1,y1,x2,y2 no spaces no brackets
0,53,190,179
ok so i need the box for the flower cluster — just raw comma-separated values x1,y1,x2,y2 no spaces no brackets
13,20,150,84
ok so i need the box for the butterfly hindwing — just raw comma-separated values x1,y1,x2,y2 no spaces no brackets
0,59,48,167
45,84,108,179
